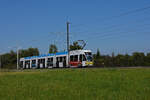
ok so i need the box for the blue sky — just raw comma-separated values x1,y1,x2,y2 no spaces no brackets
0,0,150,55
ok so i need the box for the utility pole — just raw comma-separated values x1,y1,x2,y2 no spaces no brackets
67,21,70,67
17,47,19,70
0,51,2,69
0,54,1,69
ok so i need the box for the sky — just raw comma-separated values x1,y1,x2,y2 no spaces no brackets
0,0,150,55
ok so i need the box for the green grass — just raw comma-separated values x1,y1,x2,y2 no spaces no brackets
0,68,150,100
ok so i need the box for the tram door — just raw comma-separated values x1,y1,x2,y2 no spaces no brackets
31,60,36,68
38,59,45,68
63,56,66,67
80,54,86,67
56,57,59,68
47,58,53,68
25,60,30,69
56,56,66,68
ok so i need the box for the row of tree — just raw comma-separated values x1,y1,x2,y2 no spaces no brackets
0,48,39,69
1,42,150,69
93,49,150,67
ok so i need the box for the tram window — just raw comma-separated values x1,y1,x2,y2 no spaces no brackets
26,60,30,64
38,59,45,63
32,60,36,64
74,55,78,61
48,58,53,62
60,57,62,62
42,59,45,67
47,57,53,66
60,56,66,62
48,58,52,62
83,55,86,61
51,58,53,62
56,57,58,61
63,56,66,62
32,60,36,67
42,59,45,63
61,57,64,62
62,57,64,62
70,55,73,61
85,52,92,55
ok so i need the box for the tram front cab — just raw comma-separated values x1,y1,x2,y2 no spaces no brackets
69,50,93,67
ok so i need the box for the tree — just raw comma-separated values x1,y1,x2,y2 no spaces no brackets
115,54,125,67
1,48,39,69
93,49,105,67
145,53,150,66
70,42,82,51
111,52,115,67
96,49,100,58
49,44,58,53
19,47,39,58
28,48,39,56
124,54,130,66
132,52,145,66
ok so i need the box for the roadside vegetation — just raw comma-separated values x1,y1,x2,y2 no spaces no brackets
93,49,150,67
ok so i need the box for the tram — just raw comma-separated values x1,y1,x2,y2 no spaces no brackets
19,50,93,69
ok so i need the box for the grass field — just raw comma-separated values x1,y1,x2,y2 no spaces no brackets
0,68,150,100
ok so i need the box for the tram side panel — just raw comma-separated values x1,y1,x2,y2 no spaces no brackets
45,57,48,68
53,56,56,68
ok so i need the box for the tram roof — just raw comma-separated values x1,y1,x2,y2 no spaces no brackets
22,50,92,60
24,51,68,60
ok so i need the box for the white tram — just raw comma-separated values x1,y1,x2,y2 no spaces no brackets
19,50,93,69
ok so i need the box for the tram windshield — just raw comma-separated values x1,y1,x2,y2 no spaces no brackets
85,52,93,61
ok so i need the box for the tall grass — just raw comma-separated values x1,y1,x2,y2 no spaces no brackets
0,68,150,100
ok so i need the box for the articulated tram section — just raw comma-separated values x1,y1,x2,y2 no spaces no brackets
20,50,93,69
